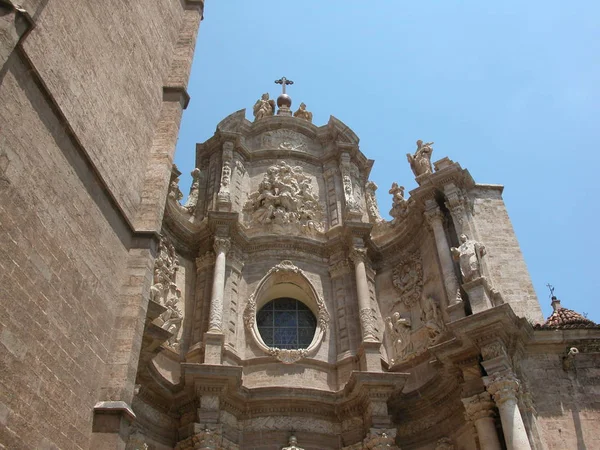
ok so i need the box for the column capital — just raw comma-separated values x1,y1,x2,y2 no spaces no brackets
485,371,520,405
423,204,444,227
213,237,231,254
349,247,368,264
462,391,497,422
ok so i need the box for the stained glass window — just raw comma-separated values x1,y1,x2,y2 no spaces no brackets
256,298,317,349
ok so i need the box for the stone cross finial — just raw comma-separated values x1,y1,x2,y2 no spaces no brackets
275,76,294,94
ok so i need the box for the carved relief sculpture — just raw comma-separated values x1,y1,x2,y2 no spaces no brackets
253,93,275,120
407,140,434,177
151,234,183,350
450,234,486,282
421,296,445,345
293,102,313,123
392,253,423,306
388,182,410,224
386,312,413,364
243,161,324,233
365,181,384,223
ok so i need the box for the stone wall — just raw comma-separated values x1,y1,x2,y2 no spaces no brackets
521,341,600,450
0,53,129,449
469,185,543,321
0,0,201,448
22,0,185,222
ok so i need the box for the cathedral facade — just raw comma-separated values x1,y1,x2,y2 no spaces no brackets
1,2,599,450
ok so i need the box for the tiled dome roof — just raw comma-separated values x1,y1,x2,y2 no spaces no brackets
534,297,599,330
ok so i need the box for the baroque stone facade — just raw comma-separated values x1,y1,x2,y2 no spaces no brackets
1,2,599,450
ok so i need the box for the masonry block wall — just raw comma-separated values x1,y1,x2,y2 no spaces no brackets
0,1,202,448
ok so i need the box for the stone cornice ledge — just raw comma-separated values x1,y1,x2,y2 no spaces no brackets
93,400,136,423
163,86,190,109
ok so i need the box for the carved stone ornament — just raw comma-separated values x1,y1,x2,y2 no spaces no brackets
385,312,414,364
126,431,149,450
151,234,183,350
462,391,497,422
365,181,384,224
480,340,507,361
484,371,520,406
451,234,486,283
243,161,324,234
175,425,223,450
392,253,423,306
168,176,184,203
244,261,330,364
360,307,379,342
435,437,455,450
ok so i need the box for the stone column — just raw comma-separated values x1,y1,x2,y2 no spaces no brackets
208,237,230,331
204,237,230,364
484,372,532,450
462,392,502,450
350,247,381,372
350,247,378,343
424,200,464,321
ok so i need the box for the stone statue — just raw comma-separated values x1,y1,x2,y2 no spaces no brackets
386,312,413,364
451,234,486,282
168,176,183,203
161,284,183,348
293,102,313,122
388,182,409,223
407,140,433,177
184,167,201,214
253,93,275,120
281,435,304,450
421,296,444,345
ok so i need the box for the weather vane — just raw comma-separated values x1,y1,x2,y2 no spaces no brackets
275,76,294,95
546,283,555,298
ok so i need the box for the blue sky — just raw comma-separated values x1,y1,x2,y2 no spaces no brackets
174,1,600,322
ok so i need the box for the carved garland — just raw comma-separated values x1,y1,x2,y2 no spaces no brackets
244,260,330,364
392,252,423,307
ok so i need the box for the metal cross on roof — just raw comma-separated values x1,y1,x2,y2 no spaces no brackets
275,77,294,94
546,283,555,298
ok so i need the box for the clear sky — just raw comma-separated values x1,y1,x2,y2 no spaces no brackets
174,1,600,323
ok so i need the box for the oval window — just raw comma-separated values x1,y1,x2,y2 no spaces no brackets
256,298,317,349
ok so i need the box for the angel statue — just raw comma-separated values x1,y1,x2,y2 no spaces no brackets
293,102,313,122
253,93,275,120
407,140,434,177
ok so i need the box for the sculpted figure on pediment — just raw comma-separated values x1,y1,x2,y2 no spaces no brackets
243,161,324,233
183,167,202,214
392,253,423,306
253,93,275,120
388,182,411,223
407,140,434,177
293,102,313,123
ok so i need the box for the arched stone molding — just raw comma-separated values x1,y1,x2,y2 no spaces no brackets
244,260,330,364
